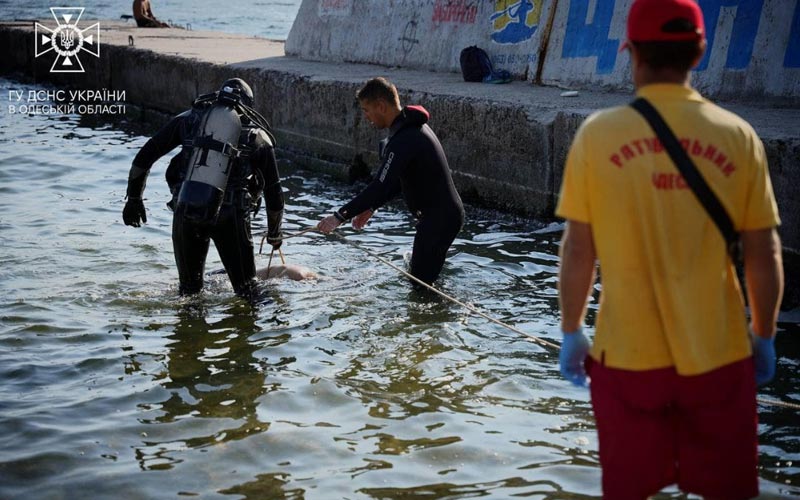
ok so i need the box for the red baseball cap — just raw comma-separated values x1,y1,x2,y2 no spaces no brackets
620,0,705,51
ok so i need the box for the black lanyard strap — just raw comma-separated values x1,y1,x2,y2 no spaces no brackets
630,97,741,262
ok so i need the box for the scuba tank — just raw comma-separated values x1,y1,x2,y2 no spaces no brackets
175,95,242,225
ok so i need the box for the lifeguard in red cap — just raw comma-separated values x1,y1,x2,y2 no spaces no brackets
555,0,783,497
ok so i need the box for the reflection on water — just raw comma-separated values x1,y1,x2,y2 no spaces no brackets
137,303,272,469
0,77,798,499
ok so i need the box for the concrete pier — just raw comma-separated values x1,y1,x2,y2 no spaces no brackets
1,19,798,304
288,0,800,103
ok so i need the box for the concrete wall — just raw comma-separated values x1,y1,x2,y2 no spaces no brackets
286,0,800,102
1,21,798,306
286,0,552,79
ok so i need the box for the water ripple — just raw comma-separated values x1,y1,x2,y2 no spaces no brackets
0,75,797,500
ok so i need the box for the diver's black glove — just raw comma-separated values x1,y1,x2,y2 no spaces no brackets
123,164,150,227
266,208,283,250
123,198,147,227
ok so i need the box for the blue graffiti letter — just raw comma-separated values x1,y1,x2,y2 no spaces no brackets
697,0,764,70
785,1,800,67
561,0,619,74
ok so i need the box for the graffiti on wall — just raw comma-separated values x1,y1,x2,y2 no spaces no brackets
559,0,798,74
431,0,478,24
491,0,543,44
400,14,421,55
783,0,799,67
318,0,352,16
561,0,619,74
491,52,538,66
696,0,762,70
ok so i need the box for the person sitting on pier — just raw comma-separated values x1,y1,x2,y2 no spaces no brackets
133,0,169,28
316,77,464,286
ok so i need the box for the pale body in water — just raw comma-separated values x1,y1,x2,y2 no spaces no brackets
256,263,316,281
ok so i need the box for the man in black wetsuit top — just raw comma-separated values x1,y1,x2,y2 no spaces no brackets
317,77,464,285
122,78,284,297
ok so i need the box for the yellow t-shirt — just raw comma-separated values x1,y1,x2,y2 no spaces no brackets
556,84,780,375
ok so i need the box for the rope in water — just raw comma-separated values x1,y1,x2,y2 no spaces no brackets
260,226,800,410
258,227,318,255
756,397,800,410
330,231,560,350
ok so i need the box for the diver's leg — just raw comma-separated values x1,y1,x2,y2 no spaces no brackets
409,217,460,285
213,206,257,296
172,210,210,294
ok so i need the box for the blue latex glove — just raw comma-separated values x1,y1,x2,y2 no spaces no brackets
752,334,776,387
560,327,590,386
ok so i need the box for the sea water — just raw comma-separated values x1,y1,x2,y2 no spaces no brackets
0,0,302,40
0,75,798,499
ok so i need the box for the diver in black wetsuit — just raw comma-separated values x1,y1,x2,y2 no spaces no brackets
317,77,464,285
122,78,284,297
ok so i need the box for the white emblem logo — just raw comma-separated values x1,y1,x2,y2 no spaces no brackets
35,8,100,73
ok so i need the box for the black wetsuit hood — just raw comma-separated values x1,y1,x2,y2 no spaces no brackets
389,105,430,136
